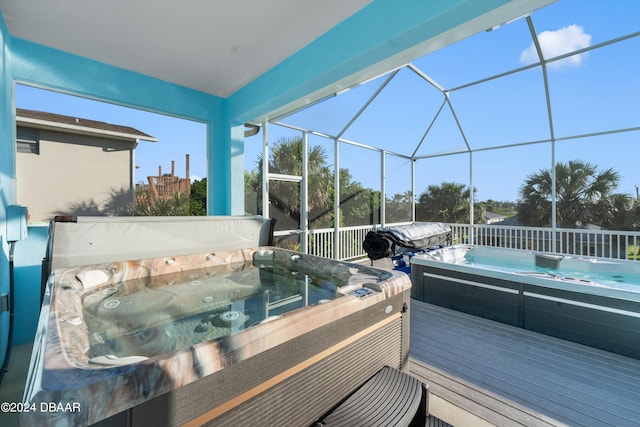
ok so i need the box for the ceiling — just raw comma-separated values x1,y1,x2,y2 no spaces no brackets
0,0,371,98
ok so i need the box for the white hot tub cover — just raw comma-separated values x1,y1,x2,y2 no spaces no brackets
47,215,274,269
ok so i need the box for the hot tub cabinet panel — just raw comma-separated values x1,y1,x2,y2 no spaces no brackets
23,247,412,426
412,265,523,327
411,247,640,360
131,298,405,427
522,289,640,359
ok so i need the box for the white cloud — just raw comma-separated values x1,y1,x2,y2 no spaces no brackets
520,25,591,70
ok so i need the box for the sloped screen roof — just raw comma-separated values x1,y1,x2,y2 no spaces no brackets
265,0,639,203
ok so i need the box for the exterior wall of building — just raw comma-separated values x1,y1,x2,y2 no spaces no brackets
16,129,134,222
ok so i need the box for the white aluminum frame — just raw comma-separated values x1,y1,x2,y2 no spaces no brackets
256,14,640,259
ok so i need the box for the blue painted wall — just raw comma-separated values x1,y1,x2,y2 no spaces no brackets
0,9,14,372
11,225,48,344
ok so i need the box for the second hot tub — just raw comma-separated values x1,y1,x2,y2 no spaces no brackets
411,244,640,359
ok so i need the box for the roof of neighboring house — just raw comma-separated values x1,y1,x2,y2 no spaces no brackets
491,215,522,226
485,212,506,220
16,108,158,142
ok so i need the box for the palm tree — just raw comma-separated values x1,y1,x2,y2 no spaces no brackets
339,168,380,227
386,191,413,223
518,160,630,228
416,182,484,223
249,136,333,228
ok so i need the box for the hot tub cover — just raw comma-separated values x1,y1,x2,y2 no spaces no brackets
363,222,452,260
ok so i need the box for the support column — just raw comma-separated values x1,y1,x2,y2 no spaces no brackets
261,121,269,219
301,132,309,253
208,116,245,215
469,151,474,245
381,150,386,227
411,159,416,223
334,138,340,259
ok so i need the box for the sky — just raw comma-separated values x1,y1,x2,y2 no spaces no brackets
14,0,640,203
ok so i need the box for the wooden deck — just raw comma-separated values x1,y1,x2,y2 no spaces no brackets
408,300,640,427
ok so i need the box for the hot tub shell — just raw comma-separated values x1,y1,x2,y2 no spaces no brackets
25,248,411,426
411,245,640,360
23,218,412,426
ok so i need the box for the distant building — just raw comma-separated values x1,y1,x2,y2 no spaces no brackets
484,211,507,224
490,215,522,227
15,108,157,222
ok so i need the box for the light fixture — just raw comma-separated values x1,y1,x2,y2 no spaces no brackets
486,12,531,32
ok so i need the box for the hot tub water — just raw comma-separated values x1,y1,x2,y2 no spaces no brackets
441,246,640,293
82,257,344,359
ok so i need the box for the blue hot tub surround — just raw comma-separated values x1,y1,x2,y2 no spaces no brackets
411,245,640,359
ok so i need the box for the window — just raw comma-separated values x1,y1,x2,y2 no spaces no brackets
17,126,39,154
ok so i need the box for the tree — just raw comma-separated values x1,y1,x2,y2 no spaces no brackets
518,160,630,229
244,170,261,215
386,191,413,223
189,178,207,215
338,168,380,227
247,136,334,228
126,193,192,216
245,137,390,229
416,182,484,223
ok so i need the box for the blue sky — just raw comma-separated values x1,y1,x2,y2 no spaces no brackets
15,0,640,203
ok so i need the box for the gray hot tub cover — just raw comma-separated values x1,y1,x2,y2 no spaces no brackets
363,222,452,260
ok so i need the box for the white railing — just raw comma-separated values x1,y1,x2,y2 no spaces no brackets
308,224,380,260
305,222,412,260
445,223,640,260
303,223,640,261
307,228,334,259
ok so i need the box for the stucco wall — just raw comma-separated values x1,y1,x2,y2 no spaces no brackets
16,129,134,222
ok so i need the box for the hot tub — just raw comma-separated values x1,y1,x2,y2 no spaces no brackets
23,218,412,426
411,245,640,359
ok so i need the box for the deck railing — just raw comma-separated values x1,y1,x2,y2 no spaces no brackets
450,223,640,260
307,225,380,260
136,175,191,204
304,222,640,261
305,222,412,260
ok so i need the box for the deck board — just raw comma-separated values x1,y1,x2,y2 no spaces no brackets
410,360,556,427
408,300,640,427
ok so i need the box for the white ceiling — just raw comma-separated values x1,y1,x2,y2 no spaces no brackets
0,0,371,98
